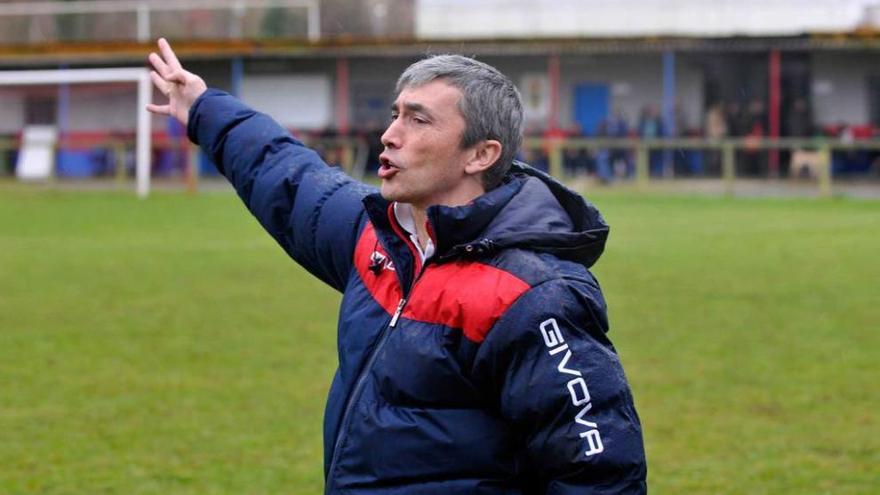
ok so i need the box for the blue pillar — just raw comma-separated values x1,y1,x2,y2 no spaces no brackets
662,51,676,175
231,57,244,97
662,51,676,137
56,64,71,176
57,64,70,133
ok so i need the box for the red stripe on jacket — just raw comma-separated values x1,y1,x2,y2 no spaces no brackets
354,223,404,316
355,222,530,343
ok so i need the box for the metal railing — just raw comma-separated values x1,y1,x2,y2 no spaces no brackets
524,137,880,197
0,0,320,44
2,136,878,197
0,134,367,193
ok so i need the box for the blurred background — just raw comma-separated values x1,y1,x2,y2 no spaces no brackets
2,0,880,195
0,2,878,494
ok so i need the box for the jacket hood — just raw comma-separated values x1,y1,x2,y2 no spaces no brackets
426,162,609,268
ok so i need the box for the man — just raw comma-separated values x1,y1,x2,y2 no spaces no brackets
148,38,647,494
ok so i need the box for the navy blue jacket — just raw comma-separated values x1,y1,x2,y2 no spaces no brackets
189,89,647,494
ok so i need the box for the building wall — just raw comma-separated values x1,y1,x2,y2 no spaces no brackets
237,58,335,130
417,0,870,39
348,57,414,130
812,52,873,127
0,51,873,137
0,91,24,133
0,85,141,134
67,87,138,131
241,74,333,129
190,61,234,94
556,54,703,134
477,54,703,134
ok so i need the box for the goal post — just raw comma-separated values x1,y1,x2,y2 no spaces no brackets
0,67,153,198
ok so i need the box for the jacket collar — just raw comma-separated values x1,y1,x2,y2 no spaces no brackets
362,162,609,269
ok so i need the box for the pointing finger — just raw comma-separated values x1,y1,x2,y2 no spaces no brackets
148,52,171,78
158,38,182,71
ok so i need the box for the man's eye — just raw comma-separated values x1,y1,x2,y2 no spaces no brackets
412,116,428,124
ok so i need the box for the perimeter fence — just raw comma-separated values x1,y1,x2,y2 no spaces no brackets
2,135,879,197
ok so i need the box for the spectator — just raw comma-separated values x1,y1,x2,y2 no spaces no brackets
705,102,728,140
785,98,813,138
704,102,728,175
593,120,613,183
606,108,632,178
742,98,766,176
725,100,745,137
562,123,590,176
784,98,815,178
638,104,665,176
671,100,701,176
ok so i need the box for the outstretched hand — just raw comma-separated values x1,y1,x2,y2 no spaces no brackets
146,38,207,127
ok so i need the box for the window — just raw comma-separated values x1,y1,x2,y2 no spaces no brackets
25,96,56,126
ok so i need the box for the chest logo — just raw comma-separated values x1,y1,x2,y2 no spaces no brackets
368,250,395,274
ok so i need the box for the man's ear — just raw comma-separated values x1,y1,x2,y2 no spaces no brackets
464,139,502,176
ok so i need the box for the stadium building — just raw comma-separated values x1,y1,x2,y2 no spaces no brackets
1,0,880,183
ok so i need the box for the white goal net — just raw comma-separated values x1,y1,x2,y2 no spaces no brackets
0,67,159,198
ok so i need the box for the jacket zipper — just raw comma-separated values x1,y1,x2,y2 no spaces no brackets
326,214,429,491
325,274,425,491
389,298,406,327
326,261,430,481
326,296,404,490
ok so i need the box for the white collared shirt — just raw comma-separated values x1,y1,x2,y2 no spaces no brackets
393,202,435,263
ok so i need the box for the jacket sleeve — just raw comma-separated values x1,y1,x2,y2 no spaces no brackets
472,277,647,494
187,89,376,291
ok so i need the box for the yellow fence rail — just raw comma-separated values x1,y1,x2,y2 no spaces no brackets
0,135,368,194
524,137,880,197
2,136,879,197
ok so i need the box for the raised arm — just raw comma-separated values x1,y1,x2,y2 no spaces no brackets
146,39,374,291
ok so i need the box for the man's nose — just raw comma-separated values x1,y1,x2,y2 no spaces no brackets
381,120,401,149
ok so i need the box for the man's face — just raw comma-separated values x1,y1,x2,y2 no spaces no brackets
378,80,476,209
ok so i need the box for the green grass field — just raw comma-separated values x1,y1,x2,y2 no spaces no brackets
1,184,878,494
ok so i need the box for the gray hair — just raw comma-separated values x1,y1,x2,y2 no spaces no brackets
395,54,524,190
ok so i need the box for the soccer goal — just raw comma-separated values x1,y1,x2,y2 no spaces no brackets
0,67,155,198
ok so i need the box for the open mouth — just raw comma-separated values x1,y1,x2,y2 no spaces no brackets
378,155,399,179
